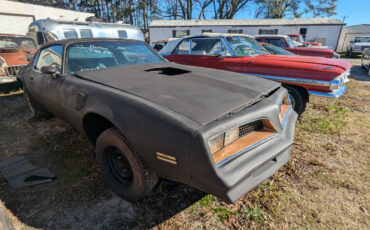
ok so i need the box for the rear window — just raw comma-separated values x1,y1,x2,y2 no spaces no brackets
63,29,78,39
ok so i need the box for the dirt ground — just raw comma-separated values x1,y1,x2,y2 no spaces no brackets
0,58,369,230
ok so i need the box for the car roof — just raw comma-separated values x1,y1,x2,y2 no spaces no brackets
39,38,144,49
0,33,30,37
254,35,289,38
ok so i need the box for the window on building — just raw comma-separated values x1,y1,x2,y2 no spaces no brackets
264,38,287,48
201,29,212,33
299,28,307,40
258,29,278,35
172,30,190,38
117,30,128,39
80,29,93,38
228,29,243,34
63,29,78,39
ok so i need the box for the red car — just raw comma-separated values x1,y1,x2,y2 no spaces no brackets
254,35,339,59
288,34,322,46
0,34,37,85
161,33,351,114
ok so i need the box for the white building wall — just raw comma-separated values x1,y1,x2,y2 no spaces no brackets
0,0,94,35
150,24,342,48
337,25,370,53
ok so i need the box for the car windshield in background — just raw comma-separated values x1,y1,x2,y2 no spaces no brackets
262,43,295,55
0,36,37,50
226,36,269,56
285,37,296,48
354,37,370,43
66,40,164,74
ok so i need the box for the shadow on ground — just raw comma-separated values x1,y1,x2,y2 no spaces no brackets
349,66,369,82
0,93,205,230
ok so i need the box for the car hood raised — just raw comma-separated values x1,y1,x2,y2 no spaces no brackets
254,54,351,71
76,63,280,125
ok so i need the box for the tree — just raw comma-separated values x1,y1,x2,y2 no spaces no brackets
254,0,338,19
213,0,251,19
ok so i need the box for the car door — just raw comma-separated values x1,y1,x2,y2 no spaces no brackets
27,45,64,111
186,37,242,72
165,39,193,65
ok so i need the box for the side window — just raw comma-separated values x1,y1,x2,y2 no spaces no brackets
265,38,286,48
80,29,93,38
35,45,63,73
63,29,78,39
190,38,230,56
173,40,190,55
118,30,127,39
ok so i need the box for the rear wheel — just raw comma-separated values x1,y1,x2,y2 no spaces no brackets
24,88,51,120
96,127,158,201
283,85,307,115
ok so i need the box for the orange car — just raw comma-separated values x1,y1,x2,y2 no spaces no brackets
0,34,37,85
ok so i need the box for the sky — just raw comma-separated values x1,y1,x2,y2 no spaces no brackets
198,0,369,26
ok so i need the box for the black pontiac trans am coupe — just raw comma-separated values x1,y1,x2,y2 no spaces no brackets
18,38,297,203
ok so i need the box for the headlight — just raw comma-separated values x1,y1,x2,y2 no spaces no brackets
208,133,224,154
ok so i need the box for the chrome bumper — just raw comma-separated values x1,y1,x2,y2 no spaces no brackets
0,76,17,84
308,85,347,105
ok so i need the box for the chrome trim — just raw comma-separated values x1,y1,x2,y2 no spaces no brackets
247,73,331,87
5,64,26,77
0,76,17,84
309,85,347,105
216,133,279,167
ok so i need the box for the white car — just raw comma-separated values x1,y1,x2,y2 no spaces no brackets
361,48,370,76
347,36,370,56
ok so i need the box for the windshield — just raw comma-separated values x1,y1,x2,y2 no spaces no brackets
299,35,305,42
226,36,269,56
0,36,36,50
354,37,370,43
285,37,296,48
66,40,164,74
262,43,295,55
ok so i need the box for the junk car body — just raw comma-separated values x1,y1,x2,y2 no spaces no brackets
161,33,351,114
18,38,297,203
255,35,339,59
27,19,144,47
0,34,37,85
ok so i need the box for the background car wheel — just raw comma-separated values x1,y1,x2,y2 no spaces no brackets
96,127,158,201
23,88,51,120
283,85,307,115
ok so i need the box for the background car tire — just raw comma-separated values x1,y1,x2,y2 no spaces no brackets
96,127,158,201
283,85,307,115
23,88,52,120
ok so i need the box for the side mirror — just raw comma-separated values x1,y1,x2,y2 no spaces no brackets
41,66,58,78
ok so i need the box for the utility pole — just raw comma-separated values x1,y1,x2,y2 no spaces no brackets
341,15,347,23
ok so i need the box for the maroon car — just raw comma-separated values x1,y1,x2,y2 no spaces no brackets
255,35,339,59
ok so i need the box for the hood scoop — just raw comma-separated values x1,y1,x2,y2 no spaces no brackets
145,67,191,76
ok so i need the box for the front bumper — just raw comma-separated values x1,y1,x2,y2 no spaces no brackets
0,76,17,84
308,84,347,106
188,87,298,203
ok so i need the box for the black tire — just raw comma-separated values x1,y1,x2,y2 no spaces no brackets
23,88,51,120
283,85,307,115
96,127,158,201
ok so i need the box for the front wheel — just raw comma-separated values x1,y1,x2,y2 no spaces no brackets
283,85,307,115
96,127,158,201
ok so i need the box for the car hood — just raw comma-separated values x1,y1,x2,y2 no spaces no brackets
254,54,351,71
292,47,333,54
76,62,280,125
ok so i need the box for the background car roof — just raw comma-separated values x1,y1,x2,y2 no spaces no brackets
254,35,289,38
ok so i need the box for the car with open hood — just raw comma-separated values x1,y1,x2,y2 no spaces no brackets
161,33,351,114
18,38,297,203
0,34,37,85
254,35,339,59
